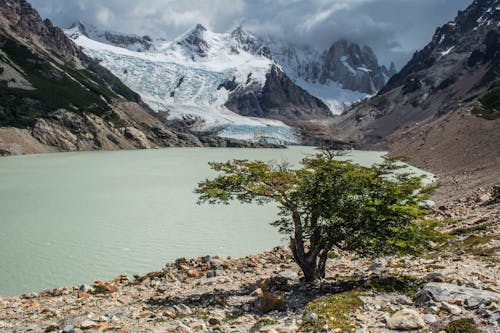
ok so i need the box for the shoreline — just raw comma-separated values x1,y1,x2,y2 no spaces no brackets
0,188,498,332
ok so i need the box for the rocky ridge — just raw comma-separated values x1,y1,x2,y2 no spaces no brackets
0,188,498,333
332,0,500,145
270,39,396,96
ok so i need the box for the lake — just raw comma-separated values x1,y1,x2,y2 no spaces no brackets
0,147,431,296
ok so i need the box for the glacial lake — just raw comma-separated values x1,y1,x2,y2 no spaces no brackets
0,147,432,296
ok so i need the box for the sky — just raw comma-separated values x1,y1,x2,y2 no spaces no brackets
29,0,472,68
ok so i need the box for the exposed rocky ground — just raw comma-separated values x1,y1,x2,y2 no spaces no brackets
387,106,500,205
1,187,498,333
331,0,499,145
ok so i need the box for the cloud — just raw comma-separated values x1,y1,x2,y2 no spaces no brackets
29,0,471,68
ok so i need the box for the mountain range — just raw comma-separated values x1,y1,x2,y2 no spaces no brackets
0,0,498,175
64,21,394,143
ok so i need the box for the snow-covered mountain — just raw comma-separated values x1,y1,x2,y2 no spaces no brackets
269,39,397,114
65,23,394,142
66,24,335,143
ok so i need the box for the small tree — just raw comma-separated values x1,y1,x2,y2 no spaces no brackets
196,152,441,282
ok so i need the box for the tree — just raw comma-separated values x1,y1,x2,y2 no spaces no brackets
195,151,441,282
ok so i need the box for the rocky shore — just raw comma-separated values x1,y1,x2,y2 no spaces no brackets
0,188,498,333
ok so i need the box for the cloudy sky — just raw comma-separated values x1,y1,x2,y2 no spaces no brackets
30,0,471,68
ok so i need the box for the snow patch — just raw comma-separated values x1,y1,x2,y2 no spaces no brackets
441,46,455,56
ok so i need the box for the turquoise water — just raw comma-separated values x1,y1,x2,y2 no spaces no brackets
0,147,430,296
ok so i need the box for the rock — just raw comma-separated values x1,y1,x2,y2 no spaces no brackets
424,272,445,283
278,269,299,281
208,317,221,326
416,283,500,306
174,304,192,315
265,329,279,333
304,312,319,323
44,323,59,332
62,325,75,333
80,320,97,330
124,127,150,149
79,285,92,293
441,302,462,315
174,324,192,333
77,292,91,298
423,314,438,324
93,280,118,294
260,292,286,313
187,269,200,278
386,309,425,331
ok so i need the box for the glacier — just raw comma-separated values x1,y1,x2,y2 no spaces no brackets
66,25,299,144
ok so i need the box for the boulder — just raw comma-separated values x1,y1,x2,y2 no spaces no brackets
386,309,425,331
416,283,500,307
260,292,286,313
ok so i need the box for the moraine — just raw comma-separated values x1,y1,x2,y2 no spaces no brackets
0,147,432,296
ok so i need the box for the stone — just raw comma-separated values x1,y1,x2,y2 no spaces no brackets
416,283,500,306
441,302,462,315
44,323,59,332
208,317,221,325
424,272,445,283
278,269,299,281
174,324,192,333
386,309,425,331
77,292,91,298
260,292,286,313
423,314,438,324
304,312,319,322
187,269,200,278
79,285,92,293
62,325,75,333
174,304,192,315
80,320,97,330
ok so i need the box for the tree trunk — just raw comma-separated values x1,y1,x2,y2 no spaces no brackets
290,238,324,282
289,210,330,282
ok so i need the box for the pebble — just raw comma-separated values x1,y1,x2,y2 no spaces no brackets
62,325,75,333
80,320,97,330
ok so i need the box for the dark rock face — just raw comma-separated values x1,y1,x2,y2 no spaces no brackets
71,22,154,52
0,0,78,62
319,39,388,94
334,0,500,145
177,24,210,57
230,26,273,59
225,66,332,121
271,39,394,95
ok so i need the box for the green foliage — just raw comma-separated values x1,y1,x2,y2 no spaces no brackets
196,152,441,280
0,35,119,128
364,276,420,299
302,291,365,332
474,87,500,120
444,318,477,333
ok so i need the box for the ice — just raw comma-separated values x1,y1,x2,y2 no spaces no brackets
65,27,299,144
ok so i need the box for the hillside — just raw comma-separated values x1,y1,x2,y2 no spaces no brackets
0,0,207,155
329,0,500,197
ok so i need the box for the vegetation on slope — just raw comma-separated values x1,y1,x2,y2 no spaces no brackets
0,35,119,128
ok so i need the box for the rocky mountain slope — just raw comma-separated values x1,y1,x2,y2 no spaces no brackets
66,23,332,144
0,0,207,155
270,39,396,114
328,0,500,198
333,0,499,145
